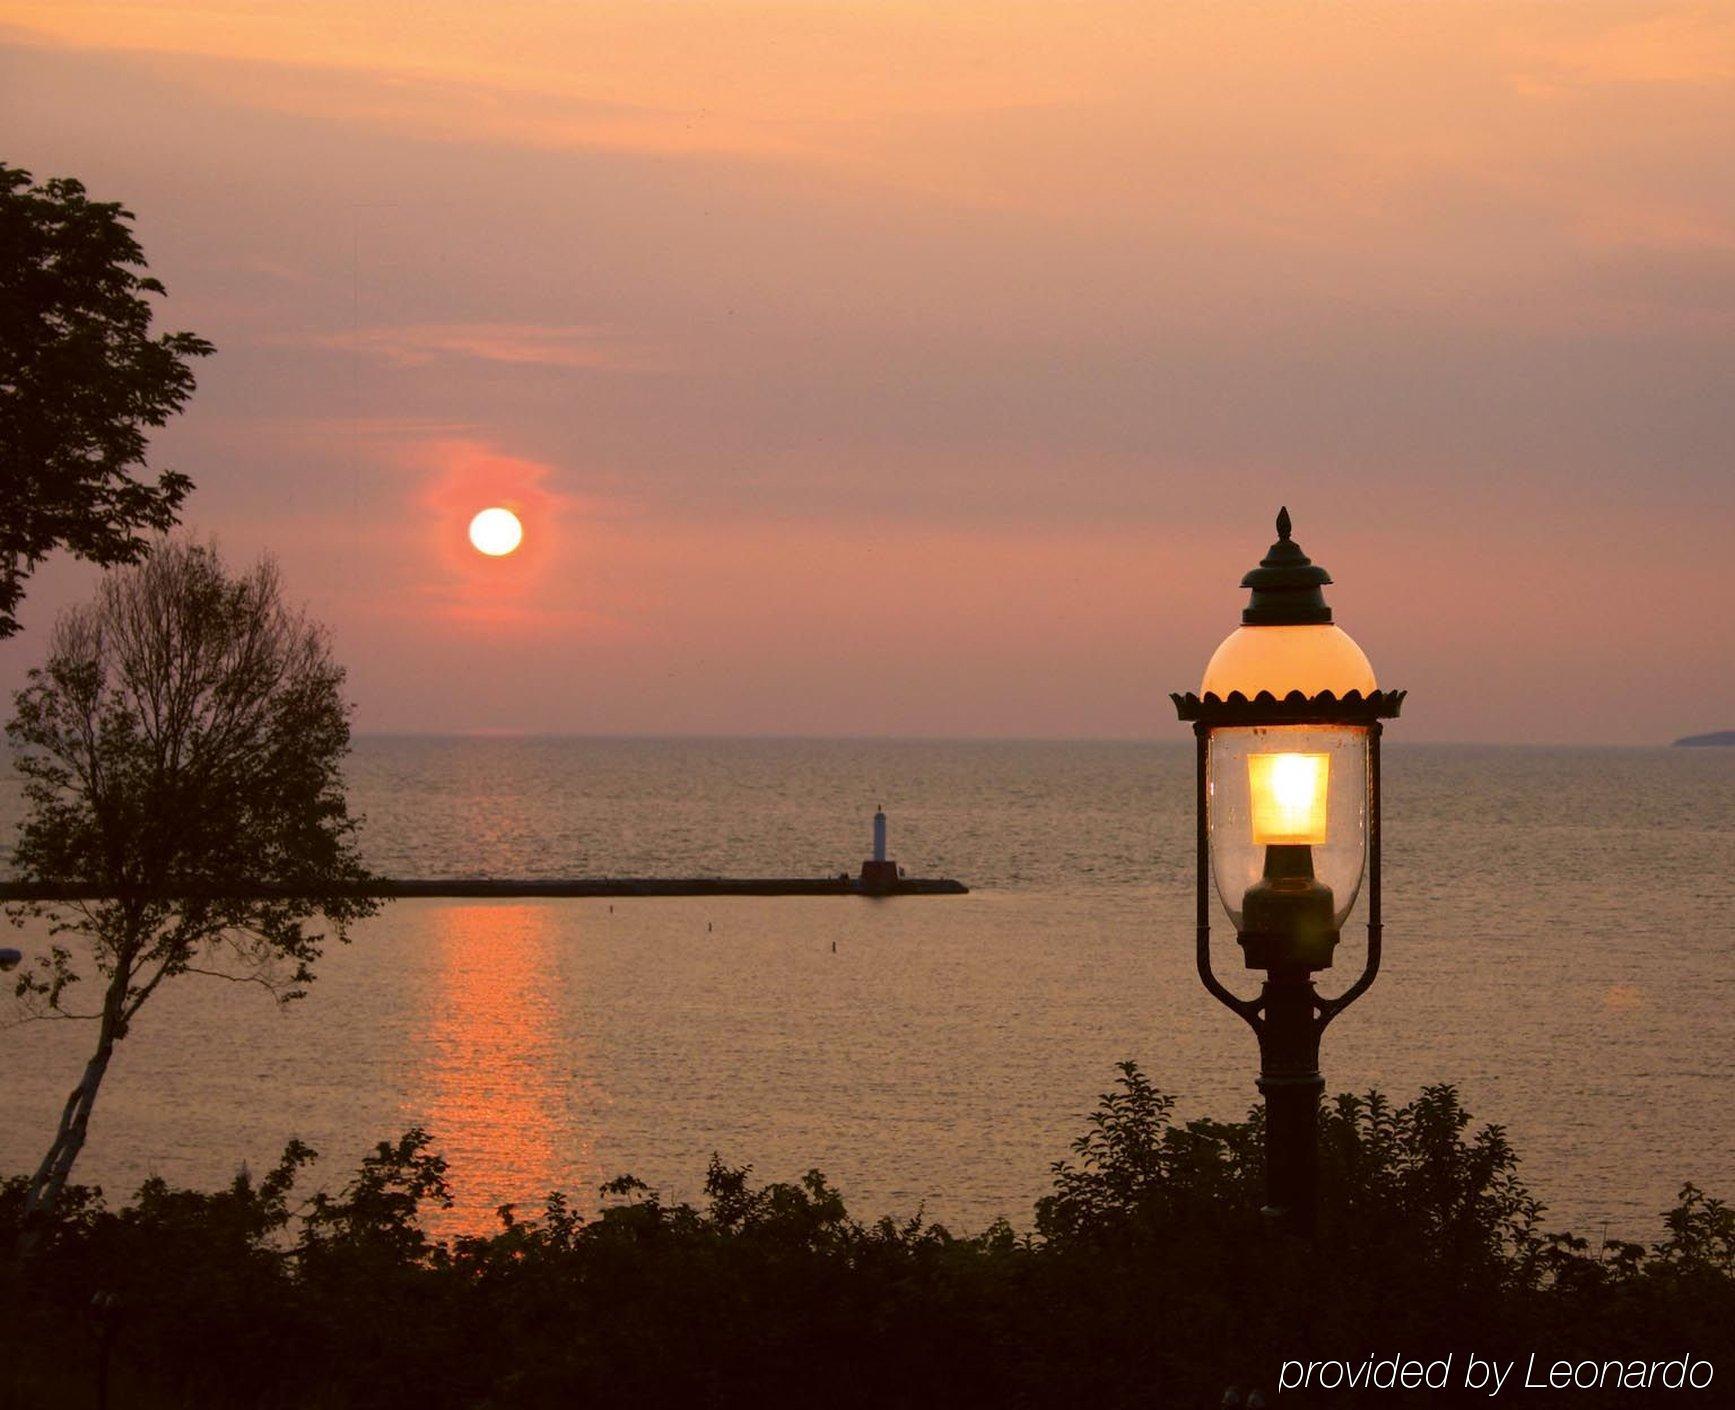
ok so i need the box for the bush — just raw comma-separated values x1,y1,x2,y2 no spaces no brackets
1,1066,1729,1408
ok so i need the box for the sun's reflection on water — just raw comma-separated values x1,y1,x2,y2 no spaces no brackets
410,903,577,1236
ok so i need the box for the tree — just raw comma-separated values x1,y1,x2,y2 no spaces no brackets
0,162,214,638
5,540,381,1226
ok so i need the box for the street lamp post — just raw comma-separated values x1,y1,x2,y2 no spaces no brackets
1172,508,1405,1234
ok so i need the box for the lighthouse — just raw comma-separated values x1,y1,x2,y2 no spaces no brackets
859,805,899,893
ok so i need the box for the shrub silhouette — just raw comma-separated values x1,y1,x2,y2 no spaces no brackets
1,1065,1729,1408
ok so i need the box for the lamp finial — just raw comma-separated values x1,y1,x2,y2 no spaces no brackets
1239,510,1333,625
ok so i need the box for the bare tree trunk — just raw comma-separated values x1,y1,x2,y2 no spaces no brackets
25,1039,115,1212
17,969,125,1251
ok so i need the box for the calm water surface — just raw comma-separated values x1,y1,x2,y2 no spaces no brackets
3,739,1731,1237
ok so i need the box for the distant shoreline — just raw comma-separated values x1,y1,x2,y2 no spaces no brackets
1672,730,1735,748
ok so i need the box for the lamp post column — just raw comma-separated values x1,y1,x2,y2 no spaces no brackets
1256,971,1324,1233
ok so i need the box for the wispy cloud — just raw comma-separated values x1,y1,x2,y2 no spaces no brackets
294,323,666,372
206,414,484,439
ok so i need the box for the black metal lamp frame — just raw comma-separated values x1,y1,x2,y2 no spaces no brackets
1171,688,1404,1233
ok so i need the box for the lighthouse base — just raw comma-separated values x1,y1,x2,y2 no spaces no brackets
859,859,900,894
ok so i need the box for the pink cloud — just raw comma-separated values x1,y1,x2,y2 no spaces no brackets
1517,10,1735,89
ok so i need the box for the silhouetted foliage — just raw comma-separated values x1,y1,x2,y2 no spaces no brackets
0,1064,1728,1408
0,162,213,637
4,541,380,1226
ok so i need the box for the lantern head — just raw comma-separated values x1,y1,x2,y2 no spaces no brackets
1172,509,1404,972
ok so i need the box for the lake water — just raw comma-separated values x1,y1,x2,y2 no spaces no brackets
3,738,1731,1238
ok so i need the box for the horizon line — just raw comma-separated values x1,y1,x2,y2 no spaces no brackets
347,729,1697,749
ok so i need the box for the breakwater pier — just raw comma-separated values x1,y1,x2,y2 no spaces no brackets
0,875,968,901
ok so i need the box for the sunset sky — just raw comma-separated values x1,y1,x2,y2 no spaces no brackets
3,2,1731,742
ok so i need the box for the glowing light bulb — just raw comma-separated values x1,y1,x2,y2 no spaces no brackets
1248,752,1329,845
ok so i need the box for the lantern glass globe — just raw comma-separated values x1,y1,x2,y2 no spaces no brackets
1207,724,1369,936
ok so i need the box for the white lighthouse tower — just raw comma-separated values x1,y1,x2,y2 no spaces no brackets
860,804,899,892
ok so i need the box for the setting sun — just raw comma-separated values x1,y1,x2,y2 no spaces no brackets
468,507,523,556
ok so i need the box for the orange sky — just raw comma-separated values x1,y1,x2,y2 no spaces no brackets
2,2,1731,741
